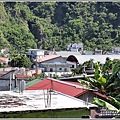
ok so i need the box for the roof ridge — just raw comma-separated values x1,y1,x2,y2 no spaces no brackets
47,77,97,91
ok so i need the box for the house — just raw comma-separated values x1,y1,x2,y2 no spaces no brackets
67,43,83,52
0,67,42,91
93,48,103,55
0,57,9,66
26,49,56,62
112,47,120,54
36,55,74,77
26,49,45,61
0,48,10,57
26,78,110,103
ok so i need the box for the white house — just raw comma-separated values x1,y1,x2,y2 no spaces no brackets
26,49,45,61
37,55,74,77
67,43,83,52
112,47,120,54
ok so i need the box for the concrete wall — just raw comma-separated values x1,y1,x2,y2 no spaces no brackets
2,71,15,79
45,71,72,77
77,91,96,103
0,79,29,91
40,57,71,73
46,66,71,72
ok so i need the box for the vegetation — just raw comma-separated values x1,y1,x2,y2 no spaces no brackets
78,58,120,110
0,2,120,54
0,63,5,68
8,54,32,68
0,109,89,118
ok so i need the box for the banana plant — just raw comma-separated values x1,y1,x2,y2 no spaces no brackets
92,97,119,112
104,63,120,95
108,96,120,109
78,62,106,93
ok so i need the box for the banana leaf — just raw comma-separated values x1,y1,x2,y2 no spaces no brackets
92,97,119,112
78,79,95,88
109,96,120,105
112,63,119,74
88,77,98,83
115,94,120,101
106,81,118,89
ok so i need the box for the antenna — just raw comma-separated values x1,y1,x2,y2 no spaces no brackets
51,79,54,91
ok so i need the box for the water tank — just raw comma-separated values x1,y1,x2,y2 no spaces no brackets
19,80,26,92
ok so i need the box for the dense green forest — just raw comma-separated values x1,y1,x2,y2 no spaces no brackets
0,2,120,54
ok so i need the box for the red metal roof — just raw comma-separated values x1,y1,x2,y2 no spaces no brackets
26,78,109,100
26,78,88,97
93,91,110,100
37,55,61,63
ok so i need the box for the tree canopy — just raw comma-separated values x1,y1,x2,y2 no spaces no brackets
0,2,120,53
9,54,32,68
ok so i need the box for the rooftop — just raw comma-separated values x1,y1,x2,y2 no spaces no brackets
0,90,97,113
26,78,109,100
37,55,60,63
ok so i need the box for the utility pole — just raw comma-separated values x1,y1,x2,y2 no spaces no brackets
83,65,87,74
10,72,12,91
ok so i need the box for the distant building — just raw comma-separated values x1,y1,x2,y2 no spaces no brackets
67,55,120,65
26,49,45,61
67,43,83,52
0,57,9,66
0,67,42,91
112,47,120,54
0,48,10,57
93,48,103,55
26,49,56,62
36,55,74,77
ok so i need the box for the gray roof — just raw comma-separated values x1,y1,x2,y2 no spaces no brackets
67,55,120,64
56,51,81,58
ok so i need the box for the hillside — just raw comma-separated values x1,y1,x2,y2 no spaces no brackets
0,2,120,54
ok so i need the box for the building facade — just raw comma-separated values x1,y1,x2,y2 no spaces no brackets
26,49,45,61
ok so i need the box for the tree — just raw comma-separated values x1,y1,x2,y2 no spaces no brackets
9,54,32,68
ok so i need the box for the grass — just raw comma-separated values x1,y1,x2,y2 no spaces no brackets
0,109,89,118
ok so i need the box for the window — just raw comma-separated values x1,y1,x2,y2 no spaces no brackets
64,68,67,72
50,68,53,72
59,68,62,70
71,65,74,68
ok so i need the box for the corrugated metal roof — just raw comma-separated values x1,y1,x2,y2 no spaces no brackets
26,78,109,99
26,78,88,97
67,55,120,64
56,51,81,58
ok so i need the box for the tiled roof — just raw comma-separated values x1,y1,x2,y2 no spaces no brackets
16,74,29,79
37,55,61,63
0,57,9,62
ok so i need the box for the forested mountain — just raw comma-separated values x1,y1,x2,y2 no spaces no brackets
0,2,120,54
